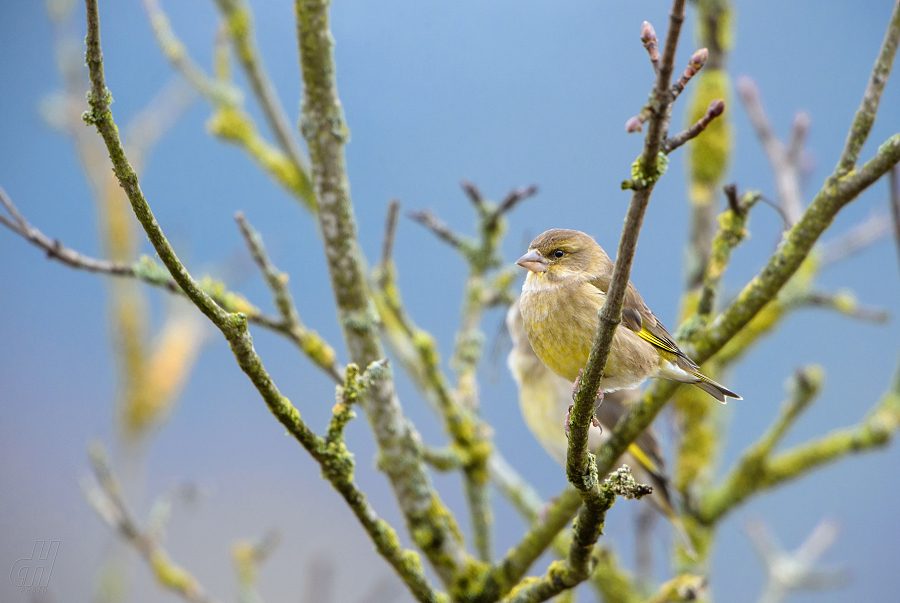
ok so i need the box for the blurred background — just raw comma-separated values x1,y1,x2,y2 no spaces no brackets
1,0,898,602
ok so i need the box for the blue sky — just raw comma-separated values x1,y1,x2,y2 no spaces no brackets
1,1,899,602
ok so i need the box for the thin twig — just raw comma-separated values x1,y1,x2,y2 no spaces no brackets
461,180,485,208
664,99,725,154
381,200,401,270
235,212,343,382
83,442,220,603
408,209,465,250
890,165,900,273
669,48,708,102
835,0,900,174
818,212,891,267
736,77,805,224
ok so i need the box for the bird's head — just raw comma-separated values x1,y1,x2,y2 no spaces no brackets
516,229,612,283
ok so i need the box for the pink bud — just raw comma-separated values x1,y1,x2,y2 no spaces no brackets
708,99,725,118
641,21,657,44
625,116,644,133
690,48,709,70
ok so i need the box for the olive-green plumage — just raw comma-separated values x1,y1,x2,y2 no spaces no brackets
516,229,739,402
506,301,691,546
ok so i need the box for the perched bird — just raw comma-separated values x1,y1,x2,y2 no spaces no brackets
506,301,691,545
516,229,740,402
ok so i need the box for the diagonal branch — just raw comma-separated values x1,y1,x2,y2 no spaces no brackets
835,0,900,174
83,442,220,603
294,0,470,585
567,0,687,499
81,4,448,600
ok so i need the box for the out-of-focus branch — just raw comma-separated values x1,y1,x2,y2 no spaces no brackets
890,165,900,270
142,0,315,211
640,574,707,603
213,0,310,175
142,0,242,106
746,519,849,603
736,77,806,224
233,530,281,603
235,212,342,382
699,363,900,525
818,212,891,267
83,443,219,603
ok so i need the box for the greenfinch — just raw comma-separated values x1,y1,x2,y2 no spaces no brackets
516,229,740,402
506,301,689,542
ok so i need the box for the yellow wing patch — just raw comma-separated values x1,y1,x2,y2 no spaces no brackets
636,326,681,356
626,442,661,475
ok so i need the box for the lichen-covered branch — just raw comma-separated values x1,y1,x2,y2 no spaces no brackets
567,0,686,502
835,0,900,174
142,0,316,211
214,0,310,175
83,442,219,603
235,211,342,381
497,468,650,603
698,362,900,524
690,133,900,364
82,4,449,599
294,0,470,585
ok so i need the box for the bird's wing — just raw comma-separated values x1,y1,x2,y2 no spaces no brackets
589,275,698,369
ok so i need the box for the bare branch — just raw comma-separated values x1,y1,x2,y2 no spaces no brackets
84,442,220,603
408,209,465,250
381,200,401,270
835,0,900,173
664,98,725,154
736,77,805,224
890,165,900,272
818,212,891,267
235,212,343,382
670,48,709,102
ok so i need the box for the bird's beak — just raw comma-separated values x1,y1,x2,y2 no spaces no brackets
516,249,548,273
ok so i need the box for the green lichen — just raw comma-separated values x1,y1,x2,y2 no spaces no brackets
630,151,669,188
686,69,732,202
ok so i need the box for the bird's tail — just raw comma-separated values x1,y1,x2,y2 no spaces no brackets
691,370,741,403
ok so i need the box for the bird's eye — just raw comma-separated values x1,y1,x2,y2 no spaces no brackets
553,250,565,258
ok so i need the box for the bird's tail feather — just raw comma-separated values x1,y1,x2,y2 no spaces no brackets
691,371,741,403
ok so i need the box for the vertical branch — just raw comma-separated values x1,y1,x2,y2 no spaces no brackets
568,0,687,491
835,0,900,174
294,0,469,585
889,166,900,272
672,0,734,562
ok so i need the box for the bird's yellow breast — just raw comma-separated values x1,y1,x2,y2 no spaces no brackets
519,274,659,390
